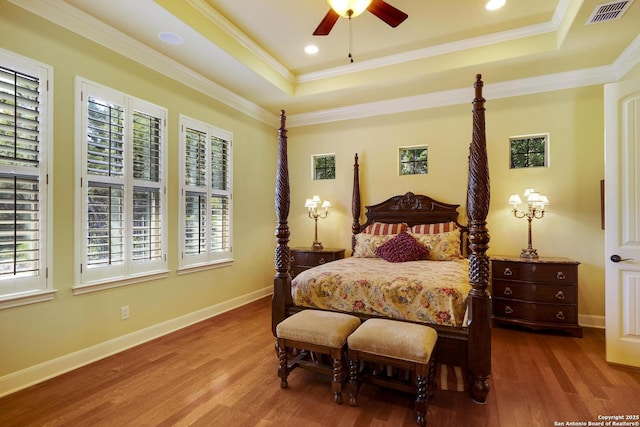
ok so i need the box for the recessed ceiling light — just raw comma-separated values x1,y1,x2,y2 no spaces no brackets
485,0,506,10
158,31,183,45
304,45,319,55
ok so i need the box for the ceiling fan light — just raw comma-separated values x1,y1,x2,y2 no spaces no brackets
327,0,372,18
485,0,506,11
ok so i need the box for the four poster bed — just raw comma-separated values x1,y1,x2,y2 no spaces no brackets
272,74,491,403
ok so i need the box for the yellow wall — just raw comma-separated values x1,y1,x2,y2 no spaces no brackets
0,4,277,380
288,85,605,321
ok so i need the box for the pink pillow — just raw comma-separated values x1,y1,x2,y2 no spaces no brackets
375,232,429,262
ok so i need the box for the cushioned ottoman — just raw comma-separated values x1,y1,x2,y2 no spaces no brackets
347,318,438,426
276,310,361,404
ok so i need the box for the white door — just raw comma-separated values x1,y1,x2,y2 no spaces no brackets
604,78,640,367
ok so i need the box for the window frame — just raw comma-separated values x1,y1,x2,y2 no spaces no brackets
312,153,336,180
0,48,55,309
74,78,168,294
398,145,428,176
509,133,550,169
178,115,233,273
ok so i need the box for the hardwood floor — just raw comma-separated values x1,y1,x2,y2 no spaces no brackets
1,296,639,427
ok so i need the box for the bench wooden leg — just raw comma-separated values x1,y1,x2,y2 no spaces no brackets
415,373,427,426
331,347,345,404
276,339,288,389
348,358,359,406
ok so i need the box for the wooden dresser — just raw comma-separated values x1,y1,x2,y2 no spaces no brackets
491,255,582,337
290,247,345,278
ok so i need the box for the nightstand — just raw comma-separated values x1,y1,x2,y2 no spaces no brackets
290,247,345,278
491,255,582,337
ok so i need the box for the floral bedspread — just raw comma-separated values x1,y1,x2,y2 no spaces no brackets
291,257,471,327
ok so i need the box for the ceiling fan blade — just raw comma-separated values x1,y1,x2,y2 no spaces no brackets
367,0,408,28
313,9,340,36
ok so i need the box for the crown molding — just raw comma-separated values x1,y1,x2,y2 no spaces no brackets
613,35,640,80
550,0,573,29
287,65,619,128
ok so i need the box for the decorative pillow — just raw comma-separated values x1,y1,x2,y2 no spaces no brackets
409,229,462,261
353,233,393,258
361,222,408,235
374,231,429,263
410,221,458,235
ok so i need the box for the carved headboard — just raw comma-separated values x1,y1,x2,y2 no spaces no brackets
353,191,468,255
358,192,464,231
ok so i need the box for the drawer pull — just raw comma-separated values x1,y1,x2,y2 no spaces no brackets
503,287,513,295
557,271,566,280
290,255,295,263
555,291,565,300
505,306,513,315
318,258,326,265
556,311,565,320
503,267,513,276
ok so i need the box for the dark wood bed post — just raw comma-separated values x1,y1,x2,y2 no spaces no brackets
272,110,292,336
351,154,361,253
466,74,492,404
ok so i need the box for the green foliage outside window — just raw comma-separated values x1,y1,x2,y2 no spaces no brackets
510,135,547,168
399,146,428,175
313,155,335,180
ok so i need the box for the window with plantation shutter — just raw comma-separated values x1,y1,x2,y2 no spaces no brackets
0,50,53,308
75,79,167,292
179,115,233,271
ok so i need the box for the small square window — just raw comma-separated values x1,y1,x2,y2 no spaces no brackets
510,134,549,169
399,145,428,175
312,154,335,180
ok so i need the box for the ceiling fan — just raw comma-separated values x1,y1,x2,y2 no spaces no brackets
313,0,408,36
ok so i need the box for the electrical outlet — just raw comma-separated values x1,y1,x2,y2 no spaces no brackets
121,305,130,320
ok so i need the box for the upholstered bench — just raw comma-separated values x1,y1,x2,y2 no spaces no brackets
276,310,361,404
347,318,438,426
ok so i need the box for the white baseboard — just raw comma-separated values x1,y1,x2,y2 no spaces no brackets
0,287,273,398
579,314,605,329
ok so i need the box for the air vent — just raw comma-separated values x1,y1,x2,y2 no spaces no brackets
586,0,634,24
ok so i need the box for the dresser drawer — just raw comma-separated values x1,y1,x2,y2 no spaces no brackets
493,280,577,304
292,250,344,267
290,248,345,278
493,299,577,324
492,260,577,284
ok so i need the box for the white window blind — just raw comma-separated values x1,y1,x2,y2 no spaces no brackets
0,50,53,306
76,79,167,290
179,116,232,270
86,97,125,268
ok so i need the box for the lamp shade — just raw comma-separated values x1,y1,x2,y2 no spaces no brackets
508,194,522,206
527,192,542,203
328,0,372,17
321,200,331,209
305,198,316,209
535,195,549,209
